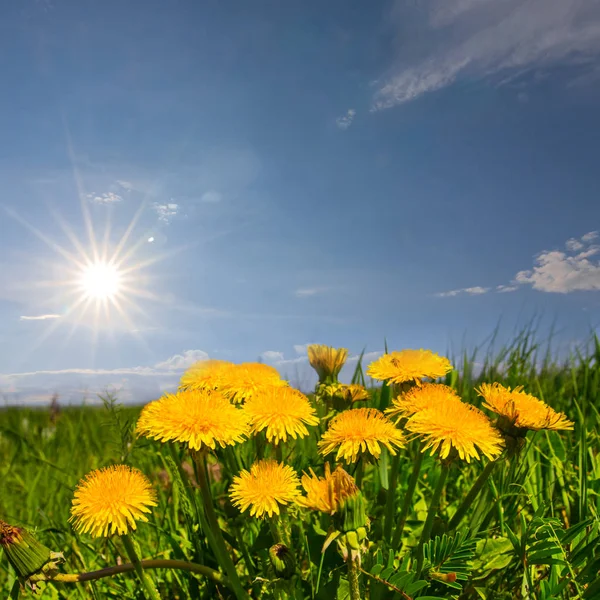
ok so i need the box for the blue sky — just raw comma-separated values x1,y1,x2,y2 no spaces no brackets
1,0,600,404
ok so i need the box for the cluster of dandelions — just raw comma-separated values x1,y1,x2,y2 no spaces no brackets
3,347,574,600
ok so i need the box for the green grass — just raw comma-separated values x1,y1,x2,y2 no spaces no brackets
1,327,600,599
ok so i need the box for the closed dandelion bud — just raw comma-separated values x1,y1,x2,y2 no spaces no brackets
339,490,368,533
269,543,296,579
0,521,53,579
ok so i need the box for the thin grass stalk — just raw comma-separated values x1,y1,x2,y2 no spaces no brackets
447,460,497,531
391,445,424,550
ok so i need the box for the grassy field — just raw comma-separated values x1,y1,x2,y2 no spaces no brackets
1,327,599,599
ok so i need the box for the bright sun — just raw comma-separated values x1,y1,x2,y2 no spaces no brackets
80,262,122,300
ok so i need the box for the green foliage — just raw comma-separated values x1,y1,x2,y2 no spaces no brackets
2,326,600,598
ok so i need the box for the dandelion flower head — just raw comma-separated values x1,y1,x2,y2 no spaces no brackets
229,459,300,518
220,362,288,404
179,359,236,392
318,408,405,463
386,383,461,422
243,386,319,443
477,382,574,431
70,465,157,538
405,401,504,463
367,349,453,385
137,389,249,451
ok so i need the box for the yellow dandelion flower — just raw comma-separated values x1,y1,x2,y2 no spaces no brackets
386,383,461,422
476,382,574,431
307,344,349,382
179,359,236,391
243,386,319,443
70,465,157,538
137,389,249,451
367,349,453,385
297,463,359,514
229,459,300,518
318,408,405,463
405,401,504,463
220,362,288,404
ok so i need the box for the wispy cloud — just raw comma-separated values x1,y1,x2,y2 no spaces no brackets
435,286,490,298
260,350,285,362
19,314,61,321
336,109,356,130
86,191,123,204
496,284,519,293
0,350,211,405
152,202,180,223
373,0,600,110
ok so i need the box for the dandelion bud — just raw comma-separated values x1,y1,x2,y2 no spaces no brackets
269,543,296,579
307,345,348,384
0,521,53,579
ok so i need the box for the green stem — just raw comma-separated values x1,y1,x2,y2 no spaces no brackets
121,534,161,600
194,454,250,600
346,555,361,600
29,559,229,587
391,445,424,550
447,460,497,531
416,461,450,576
275,442,283,462
383,452,401,540
354,458,364,489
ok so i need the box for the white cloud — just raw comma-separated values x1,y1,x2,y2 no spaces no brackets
515,245,600,293
201,190,222,203
260,350,285,362
0,350,210,406
154,349,209,371
293,344,310,355
86,191,123,204
336,109,356,130
566,238,585,251
152,202,180,223
436,231,600,297
436,286,490,297
20,314,61,321
373,0,600,110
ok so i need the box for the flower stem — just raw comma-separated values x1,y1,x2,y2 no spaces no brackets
194,454,250,600
29,559,229,587
121,534,162,600
383,452,401,540
346,554,361,600
391,445,424,550
416,461,450,576
447,459,497,531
